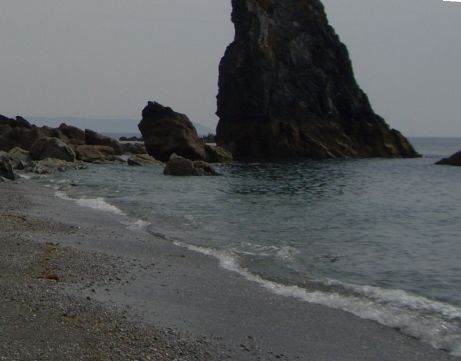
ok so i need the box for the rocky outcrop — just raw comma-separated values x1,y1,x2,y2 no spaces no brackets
436,151,461,166
30,137,76,162
164,154,218,176
216,0,419,160
138,102,208,162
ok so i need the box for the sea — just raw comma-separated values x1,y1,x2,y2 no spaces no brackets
39,137,461,355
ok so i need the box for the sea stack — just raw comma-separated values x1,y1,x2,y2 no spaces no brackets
216,0,419,160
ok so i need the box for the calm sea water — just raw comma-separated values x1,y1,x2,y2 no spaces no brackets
45,137,461,355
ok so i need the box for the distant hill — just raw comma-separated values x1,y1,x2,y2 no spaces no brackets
28,116,214,137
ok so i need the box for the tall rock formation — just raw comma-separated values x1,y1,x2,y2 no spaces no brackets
216,0,419,160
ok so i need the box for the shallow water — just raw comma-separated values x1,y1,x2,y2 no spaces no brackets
46,137,461,355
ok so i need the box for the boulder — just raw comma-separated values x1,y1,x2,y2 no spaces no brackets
75,145,116,163
8,147,31,170
138,101,207,162
164,154,218,176
30,137,76,162
216,0,419,160
85,129,122,155
205,144,233,163
127,154,160,166
436,151,461,166
0,152,15,180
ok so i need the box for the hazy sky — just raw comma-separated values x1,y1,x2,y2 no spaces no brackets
0,0,460,136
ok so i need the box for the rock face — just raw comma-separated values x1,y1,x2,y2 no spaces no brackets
138,102,208,162
436,151,461,166
216,0,419,160
164,154,218,176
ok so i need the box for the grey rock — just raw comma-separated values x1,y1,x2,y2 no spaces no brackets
216,0,419,160
30,137,76,162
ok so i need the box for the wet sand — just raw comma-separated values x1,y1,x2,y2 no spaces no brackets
1,179,459,361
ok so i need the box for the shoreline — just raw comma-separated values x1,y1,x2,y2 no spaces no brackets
1,179,460,360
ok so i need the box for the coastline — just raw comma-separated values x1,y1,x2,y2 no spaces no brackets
1,179,459,361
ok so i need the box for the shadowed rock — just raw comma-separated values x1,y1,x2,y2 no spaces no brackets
436,151,461,166
138,102,208,162
216,0,419,160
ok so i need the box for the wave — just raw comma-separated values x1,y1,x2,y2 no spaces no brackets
173,241,461,356
55,191,125,216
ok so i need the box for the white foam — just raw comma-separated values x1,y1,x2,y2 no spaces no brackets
173,241,461,356
275,246,300,262
55,191,125,216
126,219,151,232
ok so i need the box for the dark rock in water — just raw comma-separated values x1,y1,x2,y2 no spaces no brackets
0,152,15,180
85,129,122,155
127,154,160,166
205,144,233,163
216,0,419,160
75,145,116,163
436,151,461,166
164,154,218,176
30,137,76,162
138,101,208,162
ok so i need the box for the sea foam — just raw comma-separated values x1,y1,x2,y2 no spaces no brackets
55,191,125,216
174,241,461,356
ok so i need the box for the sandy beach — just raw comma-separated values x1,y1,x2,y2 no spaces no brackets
1,178,459,361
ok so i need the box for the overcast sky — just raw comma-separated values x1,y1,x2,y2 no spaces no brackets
0,0,460,136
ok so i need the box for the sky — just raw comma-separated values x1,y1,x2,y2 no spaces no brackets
0,0,460,136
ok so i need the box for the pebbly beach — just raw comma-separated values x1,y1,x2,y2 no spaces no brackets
1,177,459,361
